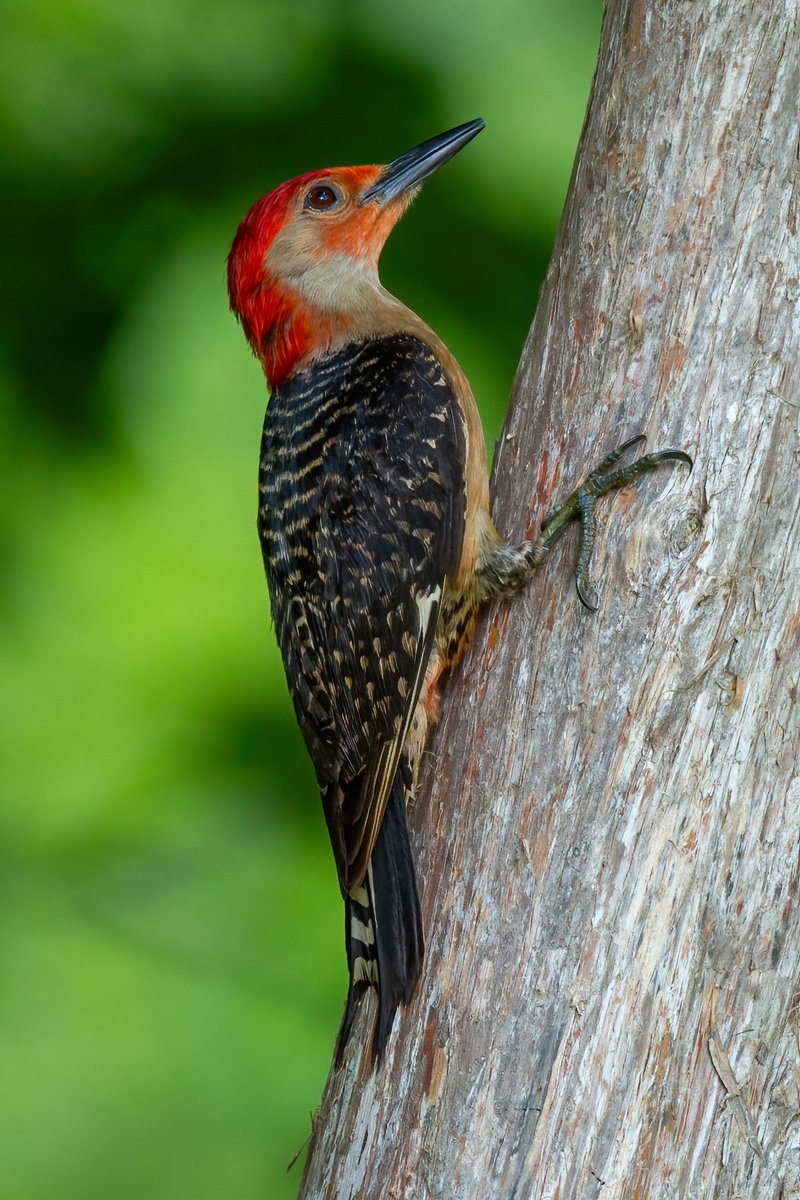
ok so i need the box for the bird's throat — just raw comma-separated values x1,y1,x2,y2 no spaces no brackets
248,282,358,392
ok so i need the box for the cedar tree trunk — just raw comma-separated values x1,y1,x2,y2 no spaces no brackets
300,0,800,1195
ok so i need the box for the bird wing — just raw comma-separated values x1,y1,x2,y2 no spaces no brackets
258,333,466,892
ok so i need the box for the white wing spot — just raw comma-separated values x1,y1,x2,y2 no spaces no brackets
350,916,375,946
416,586,441,634
353,956,378,984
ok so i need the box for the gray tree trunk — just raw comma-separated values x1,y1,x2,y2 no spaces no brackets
299,0,800,1195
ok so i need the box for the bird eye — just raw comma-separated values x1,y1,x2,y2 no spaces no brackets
305,185,340,211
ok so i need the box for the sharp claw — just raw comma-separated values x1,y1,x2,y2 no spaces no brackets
617,433,648,456
588,433,647,479
531,434,691,614
576,575,599,612
650,449,693,472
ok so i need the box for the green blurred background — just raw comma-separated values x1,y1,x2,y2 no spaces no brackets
0,1,600,1195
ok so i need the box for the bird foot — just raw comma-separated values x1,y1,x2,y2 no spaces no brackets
536,434,692,611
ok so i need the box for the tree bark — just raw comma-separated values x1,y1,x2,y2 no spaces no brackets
299,0,800,1196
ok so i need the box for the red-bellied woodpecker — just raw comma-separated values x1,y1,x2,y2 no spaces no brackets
227,120,690,1064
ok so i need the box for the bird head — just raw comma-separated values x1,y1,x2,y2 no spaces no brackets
227,119,484,389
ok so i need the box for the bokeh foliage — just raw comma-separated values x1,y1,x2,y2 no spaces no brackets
0,1,600,1195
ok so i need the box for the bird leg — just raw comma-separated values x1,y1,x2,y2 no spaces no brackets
480,434,692,611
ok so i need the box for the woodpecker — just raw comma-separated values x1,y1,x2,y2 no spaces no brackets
227,120,690,1064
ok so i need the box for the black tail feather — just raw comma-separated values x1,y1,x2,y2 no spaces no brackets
336,767,423,1065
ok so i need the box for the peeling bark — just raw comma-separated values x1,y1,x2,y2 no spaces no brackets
299,0,800,1196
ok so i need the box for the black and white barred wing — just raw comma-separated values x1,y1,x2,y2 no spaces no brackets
258,335,466,892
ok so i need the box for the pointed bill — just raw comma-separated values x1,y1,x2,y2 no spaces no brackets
361,119,485,205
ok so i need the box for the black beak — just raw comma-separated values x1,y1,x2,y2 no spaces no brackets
361,119,485,205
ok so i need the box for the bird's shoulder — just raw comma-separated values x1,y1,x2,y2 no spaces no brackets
258,332,466,566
